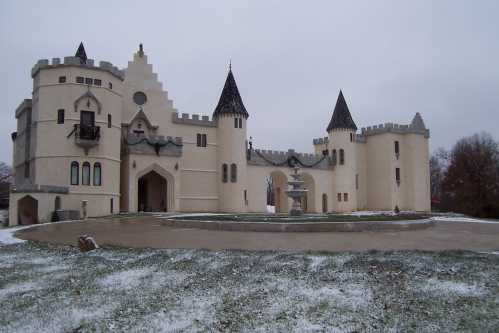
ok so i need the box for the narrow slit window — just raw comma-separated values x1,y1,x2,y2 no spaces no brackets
234,118,238,128
222,164,228,183
57,109,65,124
107,114,112,128
238,118,242,129
230,163,237,183
396,167,401,185
339,149,345,165
394,141,400,157
202,134,207,147
197,134,202,147
337,193,342,202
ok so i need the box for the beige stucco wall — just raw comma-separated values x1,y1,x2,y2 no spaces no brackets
9,46,431,226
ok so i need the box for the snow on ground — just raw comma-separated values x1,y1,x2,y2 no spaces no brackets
431,216,495,223
0,225,30,245
0,242,498,332
266,205,276,213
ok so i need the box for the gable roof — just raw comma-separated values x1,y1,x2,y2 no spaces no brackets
327,90,357,132
213,69,249,119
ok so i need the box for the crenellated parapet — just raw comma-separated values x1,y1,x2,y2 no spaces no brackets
312,137,329,146
248,148,331,170
31,57,125,80
123,133,183,157
172,112,217,127
359,122,430,139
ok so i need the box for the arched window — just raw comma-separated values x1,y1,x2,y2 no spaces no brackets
70,161,79,185
93,162,102,186
339,149,345,165
230,163,237,183
222,164,228,183
82,162,91,185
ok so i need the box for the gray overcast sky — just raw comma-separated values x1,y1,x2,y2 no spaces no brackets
1,0,498,164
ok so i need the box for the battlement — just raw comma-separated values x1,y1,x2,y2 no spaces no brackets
360,122,430,138
312,137,329,145
172,112,217,127
31,57,125,80
248,148,331,170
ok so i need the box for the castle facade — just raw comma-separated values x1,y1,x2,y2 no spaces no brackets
8,44,430,225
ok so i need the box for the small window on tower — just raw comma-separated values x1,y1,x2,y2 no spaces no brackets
239,118,242,129
76,76,84,84
339,149,345,165
94,79,102,86
350,133,353,142
57,109,65,124
222,164,228,183
234,118,238,128
107,114,112,128
59,76,66,83
202,134,207,147
337,193,342,202
394,141,400,158
396,167,401,186
108,82,113,89
343,193,348,202
197,133,202,147
85,77,93,85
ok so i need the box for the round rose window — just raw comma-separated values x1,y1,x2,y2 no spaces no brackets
133,91,147,105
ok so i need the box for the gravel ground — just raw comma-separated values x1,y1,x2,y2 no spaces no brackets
1,242,498,332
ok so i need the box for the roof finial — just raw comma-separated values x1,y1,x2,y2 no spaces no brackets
138,43,144,57
229,59,232,71
75,42,87,64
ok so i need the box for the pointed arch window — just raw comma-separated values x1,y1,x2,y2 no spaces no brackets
339,149,345,165
222,164,228,183
230,163,237,183
93,162,102,186
82,162,91,185
70,161,79,185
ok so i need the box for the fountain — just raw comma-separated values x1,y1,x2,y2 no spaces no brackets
285,166,308,216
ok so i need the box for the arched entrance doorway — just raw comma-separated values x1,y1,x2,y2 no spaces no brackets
301,173,316,213
138,171,167,212
269,170,289,213
18,195,38,225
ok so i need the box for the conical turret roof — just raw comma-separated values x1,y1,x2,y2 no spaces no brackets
410,112,426,130
75,42,87,64
213,68,249,119
327,90,357,132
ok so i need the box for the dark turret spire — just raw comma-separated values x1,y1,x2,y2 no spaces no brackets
75,42,87,64
213,67,249,119
327,90,357,132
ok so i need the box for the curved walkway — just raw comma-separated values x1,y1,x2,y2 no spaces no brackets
15,215,499,252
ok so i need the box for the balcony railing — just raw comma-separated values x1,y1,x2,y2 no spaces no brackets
74,124,100,149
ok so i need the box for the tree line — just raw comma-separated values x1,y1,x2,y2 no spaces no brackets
431,132,499,218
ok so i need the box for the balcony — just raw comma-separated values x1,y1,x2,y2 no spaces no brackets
74,124,100,149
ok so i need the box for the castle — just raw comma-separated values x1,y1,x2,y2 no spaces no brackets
8,43,430,226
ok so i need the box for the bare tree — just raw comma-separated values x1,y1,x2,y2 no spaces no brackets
441,132,499,217
430,148,449,210
0,162,12,183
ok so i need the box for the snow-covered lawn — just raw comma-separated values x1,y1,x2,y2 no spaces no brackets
1,242,498,332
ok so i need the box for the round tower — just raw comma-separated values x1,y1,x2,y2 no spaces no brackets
213,67,249,212
327,91,358,212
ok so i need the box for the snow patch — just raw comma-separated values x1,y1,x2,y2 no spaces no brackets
307,255,327,271
431,216,496,224
0,281,43,299
420,278,486,297
99,268,153,290
0,225,31,245
266,205,276,213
